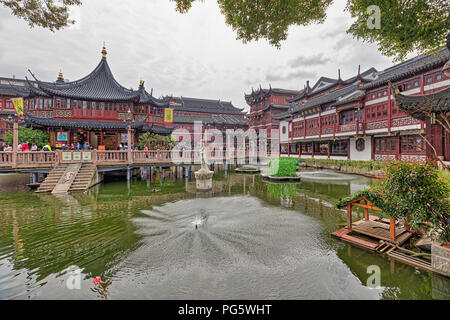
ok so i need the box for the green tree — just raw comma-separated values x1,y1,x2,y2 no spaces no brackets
3,126,49,149
172,0,449,61
379,162,449,243
137,132,176,150
1,0,82,31
346,0,450,61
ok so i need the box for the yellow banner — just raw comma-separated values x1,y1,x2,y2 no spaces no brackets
164,108,173,124
11,98,24,116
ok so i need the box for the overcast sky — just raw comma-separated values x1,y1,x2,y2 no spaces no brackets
0,0,400,111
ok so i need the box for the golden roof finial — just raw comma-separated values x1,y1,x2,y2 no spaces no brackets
139,79,144,86
102,42,107,59
58,69,63,79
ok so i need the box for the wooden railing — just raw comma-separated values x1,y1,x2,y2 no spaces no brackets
0,149,251,168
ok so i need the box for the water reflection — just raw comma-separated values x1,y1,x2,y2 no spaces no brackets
0,171,447,299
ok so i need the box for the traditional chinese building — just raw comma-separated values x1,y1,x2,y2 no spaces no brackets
1,46,249,149
245,87,300,147
167,96,248,136
0,77,34,139
2,45,173,149
274,48,449,162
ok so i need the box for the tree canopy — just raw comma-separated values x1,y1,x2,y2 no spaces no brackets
171,0,449,61
3,126,49,149
0,0,81,31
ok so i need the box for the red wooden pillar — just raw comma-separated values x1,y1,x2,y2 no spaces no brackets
365,200,370,221
347,204,352,230
303,118,306,141
327,141,331,159
390,218,396,242
318,111,322,139
419,73,425,132
387,85,392,134
347,139,350,160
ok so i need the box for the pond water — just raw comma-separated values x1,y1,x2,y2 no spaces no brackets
0,170,448,300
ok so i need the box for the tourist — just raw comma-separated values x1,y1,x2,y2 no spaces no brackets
31,143,38,151
0,143,4,151
76,142,82,150
17,143,22,151
4,144,12,152
83,142,90,150
42,143,52,152
22,142,29,151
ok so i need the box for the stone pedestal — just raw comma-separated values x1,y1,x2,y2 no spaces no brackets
431,242,450,277
194,169,213,191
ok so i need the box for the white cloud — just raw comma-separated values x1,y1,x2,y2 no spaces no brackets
0,0,394,112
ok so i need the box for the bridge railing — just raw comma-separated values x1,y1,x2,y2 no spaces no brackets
94,150,128,163
16,151,57,165
0,149,253,167
0,152,13,165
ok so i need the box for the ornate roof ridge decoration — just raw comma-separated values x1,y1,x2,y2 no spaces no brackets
27,46,142,102
244,87,301,100
137,81,170,107
391,85,449,121
56,69,64,84
364,48,449,90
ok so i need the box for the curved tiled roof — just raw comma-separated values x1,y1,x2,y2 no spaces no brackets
273,83,362,120
137,82,170,107
364,48,449,90
173,113,248,126
141,124,173,134
393,86,449,121
170,97,245,115
288,67,377,103
292,84,361,113
24,113,147,130
29,58,141,102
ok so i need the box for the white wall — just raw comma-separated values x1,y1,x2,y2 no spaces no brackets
349,137,372,161
280,120,289,143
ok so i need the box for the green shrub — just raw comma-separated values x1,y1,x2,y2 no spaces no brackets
268,157,297,177
336,162,450,243
380,162,449,243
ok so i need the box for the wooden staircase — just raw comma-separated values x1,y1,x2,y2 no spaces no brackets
69,164,97,192
36,164,69,193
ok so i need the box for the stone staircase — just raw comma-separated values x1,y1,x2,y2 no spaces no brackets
69,164,97,192
36,164,69,193
36,163,97,193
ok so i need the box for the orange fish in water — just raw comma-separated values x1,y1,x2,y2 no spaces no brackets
93,276,103,285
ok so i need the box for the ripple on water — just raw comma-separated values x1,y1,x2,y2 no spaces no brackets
107,196,381,299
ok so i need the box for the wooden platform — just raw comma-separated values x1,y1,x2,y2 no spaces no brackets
331,228,379,251
353,220,413,245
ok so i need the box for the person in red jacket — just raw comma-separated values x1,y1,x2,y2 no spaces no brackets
21,142,29,151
